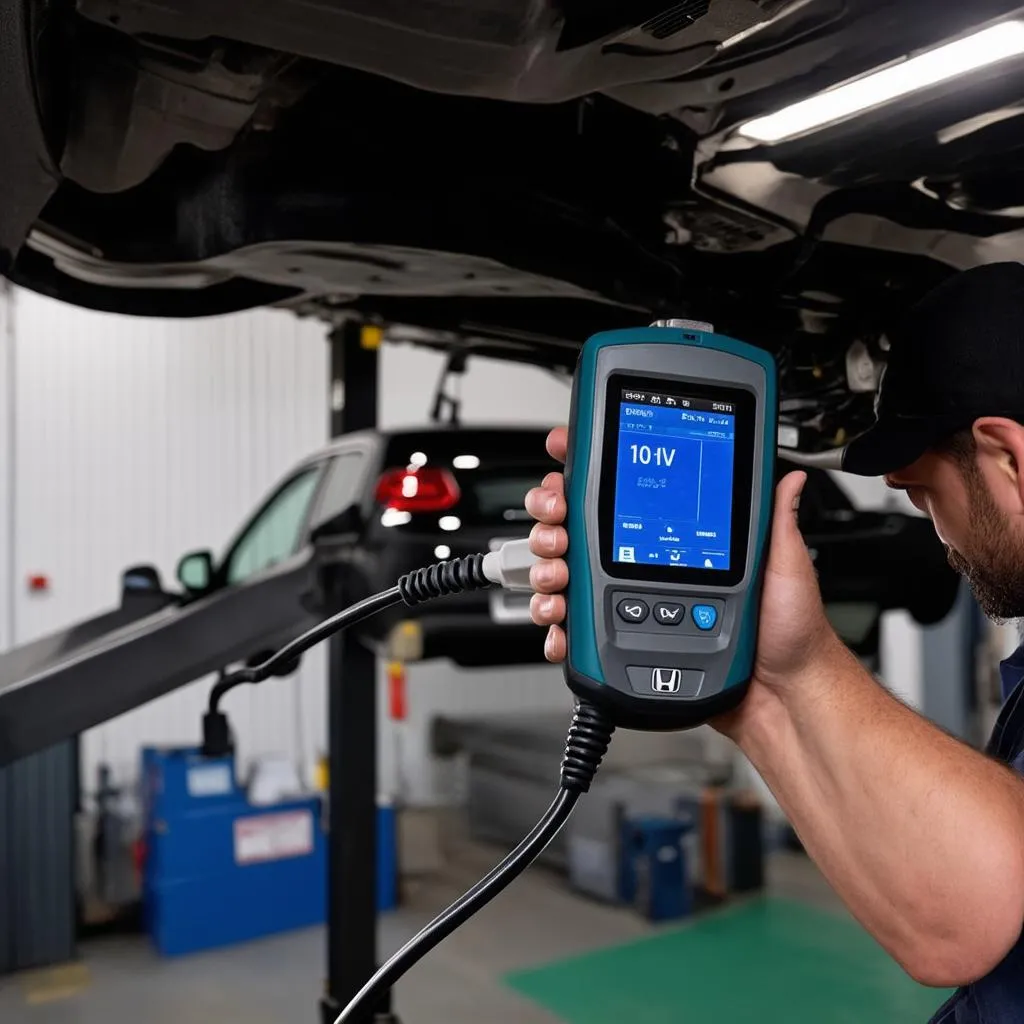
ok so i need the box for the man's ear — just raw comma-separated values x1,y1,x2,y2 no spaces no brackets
973,417,1024,509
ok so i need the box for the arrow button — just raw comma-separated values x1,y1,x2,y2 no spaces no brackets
653,602,685,626
616,599,650,624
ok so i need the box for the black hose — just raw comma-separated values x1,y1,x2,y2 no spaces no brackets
334,790,578,1024
192,552,621,1022
207,553,495,715
333,701,615,1024
207,587,402,713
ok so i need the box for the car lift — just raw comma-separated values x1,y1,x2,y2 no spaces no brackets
320,318,399,1023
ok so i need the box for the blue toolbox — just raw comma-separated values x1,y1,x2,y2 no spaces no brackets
618,815,694,922
141,747,396,957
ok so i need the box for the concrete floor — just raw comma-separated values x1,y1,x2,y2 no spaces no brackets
0,843,842,1024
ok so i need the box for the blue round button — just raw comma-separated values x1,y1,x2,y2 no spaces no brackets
691,604,718,631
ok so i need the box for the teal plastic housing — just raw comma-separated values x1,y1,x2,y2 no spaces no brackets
563,325,777,717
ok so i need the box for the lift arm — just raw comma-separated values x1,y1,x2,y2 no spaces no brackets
0,556,321,766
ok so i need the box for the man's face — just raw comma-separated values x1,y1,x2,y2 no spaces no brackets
886,431,1024,620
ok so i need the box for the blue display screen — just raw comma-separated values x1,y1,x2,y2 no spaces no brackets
612,387,736,571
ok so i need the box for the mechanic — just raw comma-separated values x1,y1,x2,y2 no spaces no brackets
524,261,1024,1023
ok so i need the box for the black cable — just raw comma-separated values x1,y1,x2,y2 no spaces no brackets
190,546,618,1017
333,701,615,1024
335,790,578,1023
207,553,493,713
207,587,402,713
202,554,495,755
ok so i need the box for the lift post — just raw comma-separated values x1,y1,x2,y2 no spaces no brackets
320,319,396,1024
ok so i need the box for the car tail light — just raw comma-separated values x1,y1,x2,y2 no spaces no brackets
375,467,460,512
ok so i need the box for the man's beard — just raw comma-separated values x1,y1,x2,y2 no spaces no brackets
945,474,1024,621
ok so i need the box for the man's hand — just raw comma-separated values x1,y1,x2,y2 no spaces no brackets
524,427,570,663
524,426,839,713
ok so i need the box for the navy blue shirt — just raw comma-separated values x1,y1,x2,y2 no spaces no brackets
929,643,1024,1023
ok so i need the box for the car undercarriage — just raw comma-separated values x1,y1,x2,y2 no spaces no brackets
5,0,1024,454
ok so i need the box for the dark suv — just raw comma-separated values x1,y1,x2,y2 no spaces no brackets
175,425,559,666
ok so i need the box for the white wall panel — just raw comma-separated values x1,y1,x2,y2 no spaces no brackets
0,284,13,653
378,343,571,429
10,292,329,797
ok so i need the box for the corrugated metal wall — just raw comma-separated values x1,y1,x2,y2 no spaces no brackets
0,283,12,654
1,286,77,972
10,292,330,801
6,292,574,806
1,741,77,971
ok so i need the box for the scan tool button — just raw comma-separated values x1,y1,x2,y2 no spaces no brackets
616,599,650,624
692,604,719,631
653,602,685,626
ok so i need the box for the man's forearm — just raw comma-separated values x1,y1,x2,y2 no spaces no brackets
737,636,1024,986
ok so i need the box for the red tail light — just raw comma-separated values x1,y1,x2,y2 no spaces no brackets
375,467,460,512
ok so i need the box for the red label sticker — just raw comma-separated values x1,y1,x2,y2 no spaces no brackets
234,810,314,865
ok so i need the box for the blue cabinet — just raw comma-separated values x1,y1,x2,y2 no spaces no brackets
141,747,395,957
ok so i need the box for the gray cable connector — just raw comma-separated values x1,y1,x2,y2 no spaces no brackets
482,538,540,592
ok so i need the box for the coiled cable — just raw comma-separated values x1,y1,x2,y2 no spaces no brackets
397,553,491,605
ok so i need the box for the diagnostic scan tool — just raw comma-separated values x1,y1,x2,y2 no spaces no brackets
564,319,778,730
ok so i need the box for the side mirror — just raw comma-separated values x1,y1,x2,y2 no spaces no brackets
121,564,164,602
177,550,215,594
310,505,363,544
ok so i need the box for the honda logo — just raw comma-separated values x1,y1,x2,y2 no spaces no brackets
651,668,682,694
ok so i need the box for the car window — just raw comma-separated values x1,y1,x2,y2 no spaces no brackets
225,465,324,585
309,452,365,532
471,475,541,520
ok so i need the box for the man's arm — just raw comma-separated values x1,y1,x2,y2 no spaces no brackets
525,428,1024,990
730,637,1024,987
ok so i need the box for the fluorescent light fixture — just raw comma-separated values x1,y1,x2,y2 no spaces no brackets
740,20,1024,143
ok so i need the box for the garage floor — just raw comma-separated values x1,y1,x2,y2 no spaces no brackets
0,842,949,1024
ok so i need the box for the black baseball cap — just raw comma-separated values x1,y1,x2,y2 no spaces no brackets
842,261,1024,476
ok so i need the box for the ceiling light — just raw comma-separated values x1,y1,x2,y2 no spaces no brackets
434,544,451,560
453,454,480,470
739,21,1024,144
409,451,427,468
438,516,461,532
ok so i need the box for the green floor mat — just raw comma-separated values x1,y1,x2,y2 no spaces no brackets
505,897,951,1024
